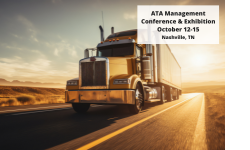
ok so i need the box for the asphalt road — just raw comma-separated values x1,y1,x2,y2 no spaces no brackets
0,93,212,150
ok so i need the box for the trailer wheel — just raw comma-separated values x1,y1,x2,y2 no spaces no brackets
177,90,179,100
72,103,90,113
173,88,177,100
160,86,165,104
166,86,173,102
129,83,143,114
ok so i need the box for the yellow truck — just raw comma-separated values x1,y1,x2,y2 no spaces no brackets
65,26,182,114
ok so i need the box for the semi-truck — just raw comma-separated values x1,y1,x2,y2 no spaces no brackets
65,26,182,114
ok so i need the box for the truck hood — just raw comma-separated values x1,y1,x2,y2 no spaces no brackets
108,57,133,77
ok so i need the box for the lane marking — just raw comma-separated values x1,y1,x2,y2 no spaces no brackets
0,105,71,113
76,94,200,150
191,93,207,150
8,107,72,116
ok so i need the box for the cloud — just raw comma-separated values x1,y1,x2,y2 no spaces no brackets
68,46,77,57
17,15,38,42
54,48,59,56
180,62,225,83
0,43,46,58
0,57,78,84
168,44,225,83
12,34,23,39
51,0,62,4
179,0,192,5
124,13,137,20
17,15,34,28
30,50,46,57
0,43,24,51
184,68,225,82
0,57,50,72
47,38,79,57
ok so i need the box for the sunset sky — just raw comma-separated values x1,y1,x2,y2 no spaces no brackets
0,0,225,86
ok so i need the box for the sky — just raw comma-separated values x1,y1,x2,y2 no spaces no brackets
0,0,225,85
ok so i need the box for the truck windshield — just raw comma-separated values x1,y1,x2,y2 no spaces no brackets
97,43,134,57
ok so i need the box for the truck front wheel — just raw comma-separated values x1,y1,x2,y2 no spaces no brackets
173,88,177,100
72,103,90,113
129,83,143,114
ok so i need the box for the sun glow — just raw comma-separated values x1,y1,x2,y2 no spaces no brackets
192,54,207,67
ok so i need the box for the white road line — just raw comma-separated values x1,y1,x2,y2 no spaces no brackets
0,105,71,113
191,93,207,150
9,107,72,116
76,94,200,150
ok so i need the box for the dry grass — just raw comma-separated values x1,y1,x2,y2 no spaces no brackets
16,95,36,105
205,93,225,150
0,98,18,106
0,86,65,107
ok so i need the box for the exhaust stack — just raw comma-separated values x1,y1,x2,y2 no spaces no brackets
111,27,114,34
99,25,104,42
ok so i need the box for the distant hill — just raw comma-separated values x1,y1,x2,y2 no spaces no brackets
0,78,65,89
182,85,225,93
182,81,225,88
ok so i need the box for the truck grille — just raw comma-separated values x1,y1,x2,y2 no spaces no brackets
81,61,106,86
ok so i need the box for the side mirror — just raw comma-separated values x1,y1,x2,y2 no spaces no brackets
145,44,152,56
142,56,152,80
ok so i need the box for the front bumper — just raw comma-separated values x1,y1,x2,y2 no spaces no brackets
65,90,135,104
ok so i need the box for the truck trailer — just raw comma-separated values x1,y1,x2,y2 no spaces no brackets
65,26,182,114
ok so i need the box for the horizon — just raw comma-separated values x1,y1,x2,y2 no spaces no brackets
0,77,225,89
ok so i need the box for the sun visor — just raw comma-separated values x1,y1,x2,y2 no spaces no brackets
97,39,135,48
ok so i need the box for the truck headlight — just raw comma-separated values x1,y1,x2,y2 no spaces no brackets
113,79,131,84
67,81,78,86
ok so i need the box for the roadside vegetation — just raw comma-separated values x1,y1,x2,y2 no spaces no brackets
205,93,225,150
0,86,65,107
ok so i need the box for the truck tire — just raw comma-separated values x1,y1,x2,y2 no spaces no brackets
160,86,165,104
173,88,177,100
72,103,90,113
166,86,173,102
129,83,143,114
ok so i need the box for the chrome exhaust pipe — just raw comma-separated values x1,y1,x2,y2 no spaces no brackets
99,25,104,42
111,27,114,34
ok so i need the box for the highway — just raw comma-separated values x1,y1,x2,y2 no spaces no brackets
0,93,219,150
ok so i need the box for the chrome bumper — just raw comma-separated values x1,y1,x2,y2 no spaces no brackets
65,90,135,104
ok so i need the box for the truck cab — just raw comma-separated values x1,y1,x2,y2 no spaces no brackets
65,27,182,114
